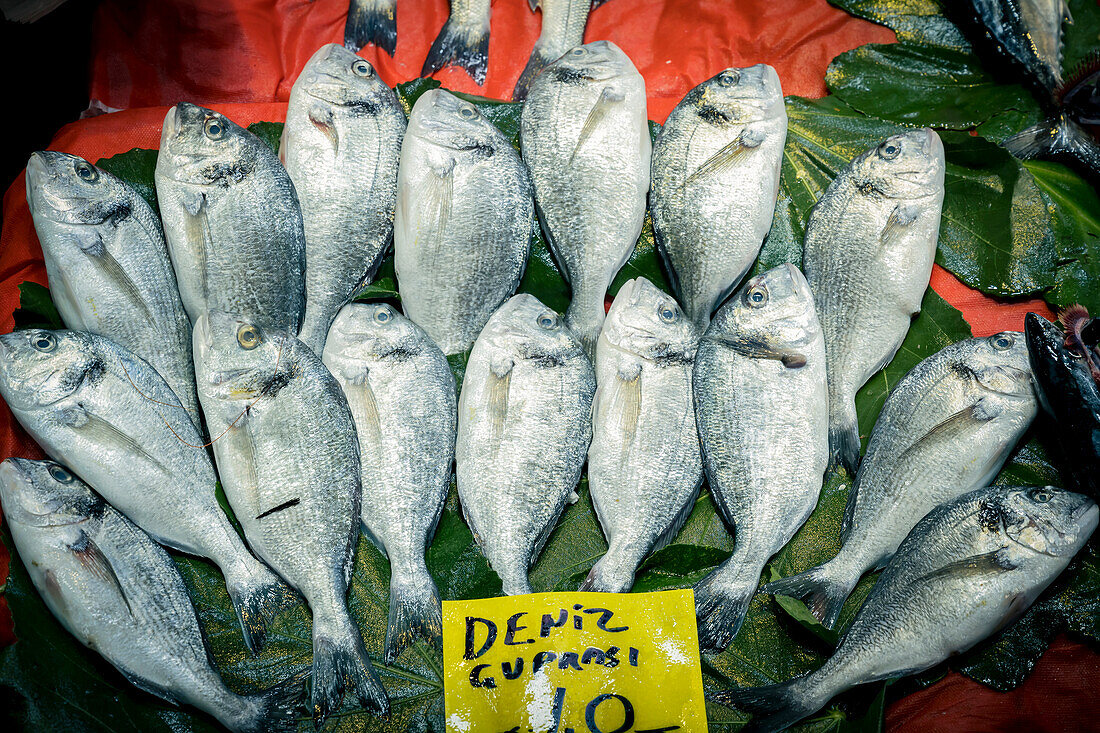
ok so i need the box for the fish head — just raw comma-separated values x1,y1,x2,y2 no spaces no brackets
0,330,102,411
0,458,100,530
193,311,296,403
25,151,129,228
959,331,1035,399
158,102,257,187
693,64,784,124
481,294,586,365
324,302,428,369
408,89,501,155
1025,311,1100,402
851,128,945,200
548,40,633,85
297,43,394,110
991,486,1098,559
602,278,698,362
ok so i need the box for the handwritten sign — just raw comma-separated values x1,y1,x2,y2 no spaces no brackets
442,590,707,733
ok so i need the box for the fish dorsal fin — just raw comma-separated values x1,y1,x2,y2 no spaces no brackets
69,528,133,615
683,128,764,187
915,549,1016,586
308,102,339,152
74,228,155,323
571,86,625,164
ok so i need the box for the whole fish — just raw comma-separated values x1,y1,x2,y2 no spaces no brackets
0,458,302,733
193,312,388,722
650,65,787,328
281,45,406,354
521,40,651,358
322,303,456,661
395,88,532,356
0,329,286,654
583,277,702,593
960,0,1069,95
25,150,199,425
1026,310,1100,498
345,0,397,56
422,0,491,85
155,102,306,331
513,0,592,102
767,333,1037,629
802,128,945,473
718,484,1097,733
692,264,828,651
456,294,595,595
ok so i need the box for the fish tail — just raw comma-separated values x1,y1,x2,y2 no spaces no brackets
763,562,856,630
711,675,827,733
226,563,293,654
579,549,638,593
233,675,307,733
421,14,490,85
384,562,443,662
693,564,760,653
1004,121,1060,160
828,397,861,475
311,615,390,723
512,42,557,101
565,292,605,363
344,0,397,56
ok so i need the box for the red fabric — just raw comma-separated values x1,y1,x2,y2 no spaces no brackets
0,0,1086,726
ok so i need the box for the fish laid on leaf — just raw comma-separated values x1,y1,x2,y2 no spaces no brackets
155,102,305,331
281,44,406,354
422,0,491,85
0,329,287,654
802,128,945,474
513,0,592,102
25,150,200,425
959,0,1069,94
193,312,388,723
456,294,595,595
0,458,303,733
718,484,1097,733
692,264,828,651
767,333,1037,629
323,303,456,661
583,277,702,593
521,40,651,357
395,88,532,356
650,64,787,328
344,0,397,56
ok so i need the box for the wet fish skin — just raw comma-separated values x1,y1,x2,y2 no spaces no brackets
193,311,388,723
802,128,945,474
651,65,787,328
521,40,651,358
959,0,1068,95
0,458,303,733
395,88,532,356
0,328,287,654
25,150,199,425
718,484,1097,733
456,294,595,595
322,302,456,661
691,264,828,652
767,332,1037,629
345,0,397,56
583,277,702,593
422,0,491,85
155,102,306,331
281,45,406,354
513,0,592,102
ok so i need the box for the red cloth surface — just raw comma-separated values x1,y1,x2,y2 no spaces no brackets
0,0,1087,728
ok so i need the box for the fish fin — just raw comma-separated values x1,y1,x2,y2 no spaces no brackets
487,356,514,447
840,477,860,543
69,411,171,476
718,334,807,367
683,128,764,187
693,564,760,652
181,191,211,303
116,662,182,705
345,0,397,56
343,379,383,449
308,102,339,152
421,14,490,85
571,87,626,164
226,565,293,655
916,549,1016,586
608,363,642,445
897,402,998,463
512,41,555,101
878,203,920,249
69,529,133,615
828,400,861,474
710,677,823,733
74,231,155,323
384,566,443,662
223,422,262,516
763,563,856,630
233,676,307,733
419,159,456,241
652,480,703,555
590,0,613,7
311,622,390,723
527,0,540,11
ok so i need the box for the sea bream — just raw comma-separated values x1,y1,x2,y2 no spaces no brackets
422,0,492,85
513,0,592,102
345,0,397,56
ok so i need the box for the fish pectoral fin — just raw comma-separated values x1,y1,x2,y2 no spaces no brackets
78,236,155,323
486,358,514,445
339,362,371,387
181,191,211,299
717,334,806,368
898,401,997,462
181,190,205,218
308,102,340,152
879,203,920,249
609,364,642,443
73,413,172,475
571,86,626,164
418,159,456,239
69,529,133,615
344,379,382,446
683,128,763,187
916,549,1016,585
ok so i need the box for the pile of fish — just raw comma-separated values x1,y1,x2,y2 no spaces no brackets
2,11,1097,731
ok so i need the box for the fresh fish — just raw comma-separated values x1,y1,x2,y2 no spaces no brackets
0,329,287,654
802,128,945,473
395,88,532,355
650,65,787,328
767,333,1037,629
456,294,595,595
520,40,651,358
322,303,456,661
345,0,397,56
718,484,1097,733
582,277,701,593
960,0,1069,94
1026,310,1100,497
422,0,491,85
692,264,828,651
193,312,388,722
513,0,592,102
155,102,306,331
25,150,200,425
1003,112,1100,180
281,45,406,354
0,458,302,733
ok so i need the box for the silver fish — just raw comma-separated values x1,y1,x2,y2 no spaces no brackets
691,264,828,651
155,102,306,331
456,294,595,594
322,302,456,661
520,40,651,358
802,128,945,473
345,0,397,56
513,0,592,102
650,65,787,328
767,332,1038,629
0,329,286,654
422,0,491,85
193,312,388,722
718,484,1097,733
281,45,406,354
25,151,199,425
582,277,702,593
0,458,302,733
395,88,532,356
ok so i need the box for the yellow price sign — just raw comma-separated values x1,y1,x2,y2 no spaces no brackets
442,589,707,733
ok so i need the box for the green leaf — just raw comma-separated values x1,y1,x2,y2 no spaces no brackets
827,0,969,49
12,282,63,331
96,148,160,212
246,121,284,155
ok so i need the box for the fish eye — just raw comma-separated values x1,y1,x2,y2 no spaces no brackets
717,70,740,87
204,116,226,140
373,307,392,324
745,284,769,308
657,303,678,323
74,160,99,183
459,106,477,119
236,324,262,350
1028,487,1053,503
537,312,559,330
351,59,373,77
31,332,56,353
571,47,586,57
989,333,1014,351
47,464,73,484
878,140,901,160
